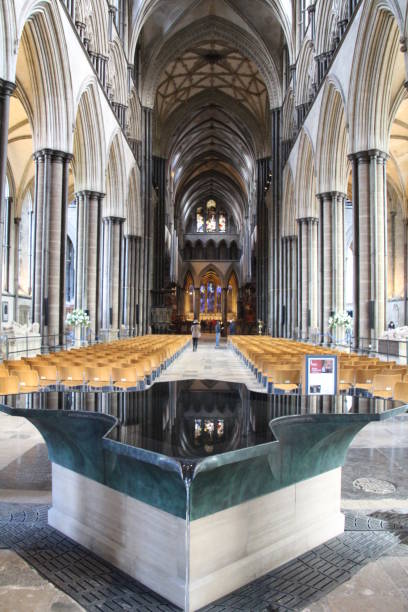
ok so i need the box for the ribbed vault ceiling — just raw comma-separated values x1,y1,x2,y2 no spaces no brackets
156,42,268,125
137,0,287,236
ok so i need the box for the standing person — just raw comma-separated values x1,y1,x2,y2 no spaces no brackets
215,320,221,348
191,319,201,351
229,320,235,336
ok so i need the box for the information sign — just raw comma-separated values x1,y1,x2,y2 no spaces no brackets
305,355,338,395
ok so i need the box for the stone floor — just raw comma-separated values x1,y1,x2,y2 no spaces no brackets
0,340,407,611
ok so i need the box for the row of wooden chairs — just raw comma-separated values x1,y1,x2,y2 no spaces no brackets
231,336,408,400
0,335,189,395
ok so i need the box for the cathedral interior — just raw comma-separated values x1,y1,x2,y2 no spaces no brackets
2,0,408,610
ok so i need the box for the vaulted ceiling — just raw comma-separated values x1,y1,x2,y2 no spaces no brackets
135,0,290,235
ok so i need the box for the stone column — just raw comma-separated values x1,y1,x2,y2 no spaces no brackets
13,217,20,322
0,80,15,329
404,220,408,325
75,191,89,310
349,151,387,345
390,210,397,297
101,216,124,332
123,235,130,332
141,107,153,333
281,237,287,337
32,149,72,346
3,195,12,292
193,287,200,321
152,156,166,306
123,234,138,333
222,287,228,330
88,192,103,339
318,193,333,338
297,217,318,339
75,191,103,338
289,235,298,338
271,107,282,337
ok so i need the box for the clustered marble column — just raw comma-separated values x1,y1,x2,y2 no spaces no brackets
32,149,72,346
271,107,281,337
349,151,387,345
122,234,139,333
75,190,104,338
281,235,298,338
318,192,345,337
152,156,166,307
101,216,124,331
256,158,270,326
0,79,16,326
141,107,153,333
221,287,228,329
13,217,20,322
193,287,200,321
297,217,318,339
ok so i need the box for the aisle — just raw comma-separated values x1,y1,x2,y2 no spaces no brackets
160,337,266,392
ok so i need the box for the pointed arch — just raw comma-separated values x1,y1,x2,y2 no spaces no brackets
282,165,296,236
108,37,128,106
295,38,315,107
125,165,142,236
295,130,317,218
18,0,74,151
316,81,349,194
73,80,106,193
349,1,402,152
282,88,296,142
1,0,17,81
105,132,127,217
315,1,339,55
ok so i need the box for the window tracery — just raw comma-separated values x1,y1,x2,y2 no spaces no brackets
195,201,227,233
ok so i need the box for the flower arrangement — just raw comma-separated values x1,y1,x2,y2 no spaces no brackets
66,308,90,328
328,311,352,331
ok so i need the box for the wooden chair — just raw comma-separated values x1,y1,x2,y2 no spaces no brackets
271,369,301,393
58,366,85,388
14,369,40,392
111,367,142,390
85,366,111,389
0,376,19,395
371,373,402,399
393,382,408,403
32,365,58,388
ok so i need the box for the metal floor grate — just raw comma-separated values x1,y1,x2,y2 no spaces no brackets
0,503,406,612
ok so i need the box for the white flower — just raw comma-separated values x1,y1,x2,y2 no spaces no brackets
66,308,90,328
328,311,352,331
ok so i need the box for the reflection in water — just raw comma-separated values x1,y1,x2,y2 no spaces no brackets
2,382,402,460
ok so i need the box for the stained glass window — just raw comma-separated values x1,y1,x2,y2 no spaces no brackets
200,285,205,313
219,212,226,232
206,211,216,232
216,286,222,312
207,282,215,312
196,207,204,232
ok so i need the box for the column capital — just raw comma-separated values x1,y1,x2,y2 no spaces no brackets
317,191,347,201
297,216,318,225
103,215,125,224
348,149,388,163
33,148,73,162
0,79,16,98
89,191,105,200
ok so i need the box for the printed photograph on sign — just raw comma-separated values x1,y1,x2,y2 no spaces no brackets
305,355,338,395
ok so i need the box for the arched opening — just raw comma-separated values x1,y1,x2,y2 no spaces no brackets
199,270,223,321
183,272,194,319
227,272,238,320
